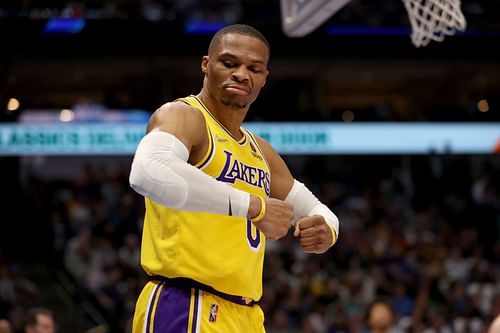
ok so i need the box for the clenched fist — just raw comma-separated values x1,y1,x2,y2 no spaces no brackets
294,215,334,254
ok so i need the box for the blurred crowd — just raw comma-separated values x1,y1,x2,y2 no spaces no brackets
0,0,499,30
0,154,499,332
0,0,257,24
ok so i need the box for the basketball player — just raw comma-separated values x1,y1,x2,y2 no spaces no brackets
129,24,339,333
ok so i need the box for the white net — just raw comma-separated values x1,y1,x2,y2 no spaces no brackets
402,0,467,47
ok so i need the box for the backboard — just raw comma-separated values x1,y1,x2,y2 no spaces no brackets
280,0,352,37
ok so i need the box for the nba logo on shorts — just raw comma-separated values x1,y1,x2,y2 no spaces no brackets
209,304,219,322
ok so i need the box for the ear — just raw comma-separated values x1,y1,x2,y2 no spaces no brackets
262,69,269,87
201,56,209,74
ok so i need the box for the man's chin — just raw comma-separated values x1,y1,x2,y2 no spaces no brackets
221,98,248,110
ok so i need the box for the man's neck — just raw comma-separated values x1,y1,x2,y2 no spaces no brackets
196,90,248,140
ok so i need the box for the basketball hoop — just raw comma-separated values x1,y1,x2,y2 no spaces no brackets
280,0,467,47
402,0,467,47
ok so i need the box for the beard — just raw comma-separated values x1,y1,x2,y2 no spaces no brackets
220,96,248,109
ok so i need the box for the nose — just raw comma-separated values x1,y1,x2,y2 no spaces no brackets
231,65,249,82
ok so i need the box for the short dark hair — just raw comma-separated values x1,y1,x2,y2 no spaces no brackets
208,24,270,55
24,307,53,326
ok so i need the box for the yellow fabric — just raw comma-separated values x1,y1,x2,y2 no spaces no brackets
132,281,266,333
196,290,265,333
187,288,197,333
140,95,270,301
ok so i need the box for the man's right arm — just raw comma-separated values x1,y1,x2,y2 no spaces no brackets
129,102,292,239
130,102,249,217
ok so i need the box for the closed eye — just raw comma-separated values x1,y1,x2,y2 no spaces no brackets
249,66,264,73
223,61,236,68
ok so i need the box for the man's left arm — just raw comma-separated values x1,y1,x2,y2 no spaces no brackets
255,136,339,254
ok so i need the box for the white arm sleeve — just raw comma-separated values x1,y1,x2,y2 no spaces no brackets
129,130,250,217
285,179,339,245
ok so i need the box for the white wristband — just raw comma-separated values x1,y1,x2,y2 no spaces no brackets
285,179,339,245
129,130,250,217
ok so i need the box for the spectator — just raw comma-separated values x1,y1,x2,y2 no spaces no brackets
490,315,500,333
0,319,12,333
364,299,400,333
23,308,55,333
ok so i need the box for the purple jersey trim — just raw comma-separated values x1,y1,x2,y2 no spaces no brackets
149,276,258,306
191,289,200,333
197,126,215,170
152,284,191,333
145,283,162,333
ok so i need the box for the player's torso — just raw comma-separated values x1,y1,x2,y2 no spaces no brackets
141,95,270,301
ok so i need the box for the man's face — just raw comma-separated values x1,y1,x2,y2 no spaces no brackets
27,314,55,333
202,33,269,110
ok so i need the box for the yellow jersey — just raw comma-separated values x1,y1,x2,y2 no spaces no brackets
140,95,270,301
